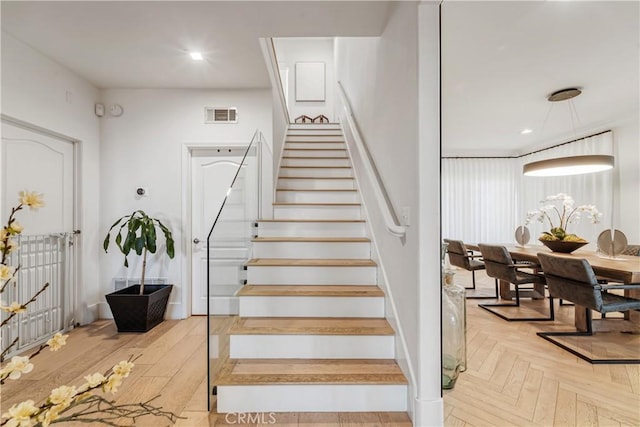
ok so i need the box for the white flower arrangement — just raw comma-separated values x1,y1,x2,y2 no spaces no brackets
0,192,178,427
525,193,602,241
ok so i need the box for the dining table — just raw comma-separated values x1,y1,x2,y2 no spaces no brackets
465,243,640,331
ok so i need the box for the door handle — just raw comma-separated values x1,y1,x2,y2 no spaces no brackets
193,238,201,244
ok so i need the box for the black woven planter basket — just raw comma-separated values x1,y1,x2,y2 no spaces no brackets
105,284,173,332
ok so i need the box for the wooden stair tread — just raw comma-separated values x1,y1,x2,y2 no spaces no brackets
256,219,365,223
276,188,357,192
216,359,407,385
247,258,376,267
282,156,349,159
252,237,369,243
285,140,345,143
280,166,351,169
278,177,354,180
237,285,384,297
230,317,394,335
284,148,347,151
273,202,361,206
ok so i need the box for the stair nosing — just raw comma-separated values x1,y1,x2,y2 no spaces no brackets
273,202,361,206
276,188,357,192
216,359,407,386
237,285,383,297
280,166,352,169
256,219,365,223
247,258,376,267
230,317,394,336
252,237,369,242
277,177,355,180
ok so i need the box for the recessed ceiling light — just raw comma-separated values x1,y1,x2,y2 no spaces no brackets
190,52,204,61
521,129,533,134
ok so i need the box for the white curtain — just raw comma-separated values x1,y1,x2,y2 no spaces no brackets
442,131,614,247
442,157,519,244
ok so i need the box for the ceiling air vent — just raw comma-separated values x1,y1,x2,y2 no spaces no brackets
205,107,238,124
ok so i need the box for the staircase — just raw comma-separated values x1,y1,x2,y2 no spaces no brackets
215,123,408,413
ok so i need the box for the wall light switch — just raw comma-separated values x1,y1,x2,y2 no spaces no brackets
95,103,105,117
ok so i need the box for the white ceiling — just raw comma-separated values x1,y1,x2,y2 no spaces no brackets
442,1,640,156
0,1,392,89
2,1,638,156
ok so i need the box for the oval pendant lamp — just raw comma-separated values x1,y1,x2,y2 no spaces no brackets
522,88,614,177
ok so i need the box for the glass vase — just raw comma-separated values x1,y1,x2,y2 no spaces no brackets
442,268,466,389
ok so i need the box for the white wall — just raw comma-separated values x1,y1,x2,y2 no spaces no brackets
99,89,272,319
1,31,102,325
273,38,336,122
336,2,443,424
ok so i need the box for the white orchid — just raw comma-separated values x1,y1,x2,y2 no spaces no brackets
525,193,601,241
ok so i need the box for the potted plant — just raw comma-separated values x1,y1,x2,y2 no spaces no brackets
103,210,175,332
525,193,602,253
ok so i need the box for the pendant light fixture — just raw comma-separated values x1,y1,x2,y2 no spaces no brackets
522,88,614,177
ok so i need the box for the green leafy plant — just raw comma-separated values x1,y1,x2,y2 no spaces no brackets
103,210,175,295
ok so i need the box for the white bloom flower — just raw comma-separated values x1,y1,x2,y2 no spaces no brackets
19,191,45,210
8,221,24,235
112,360,134,378
83,372,106,388
0,265,16,283
0,301,26,314
0,239,19,254
48,385,77,407
38,405,63,427
2,400,38,427
2,356,34,380
103,373,123,394
46,333,68,351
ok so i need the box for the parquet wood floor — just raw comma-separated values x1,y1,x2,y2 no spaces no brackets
3,269,638,426
444,269,640,427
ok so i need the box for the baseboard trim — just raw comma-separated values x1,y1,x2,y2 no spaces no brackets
414,396,444,427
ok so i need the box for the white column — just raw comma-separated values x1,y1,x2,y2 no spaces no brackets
416,2,444,426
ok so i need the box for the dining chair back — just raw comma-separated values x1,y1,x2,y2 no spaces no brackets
536,252,640,364
477,244,553,321
444,239,498,298
537,252,640,315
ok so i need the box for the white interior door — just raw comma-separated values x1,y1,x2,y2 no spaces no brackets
1,121,74,233
191,148,247,315
1,118,76,354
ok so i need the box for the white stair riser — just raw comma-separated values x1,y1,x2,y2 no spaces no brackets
287,135,344,143
256,221,366,238
288,124,341,131
283,149,347,158
217,384,407,413
276,190,359,204
230,335,394,358
281,158,351,167
277,178,356,190
279,167,353,178
288,129,342,135
286,142,346,150
238,296,384,317
252,240,370,259
247,265,376,285
273,204,361,220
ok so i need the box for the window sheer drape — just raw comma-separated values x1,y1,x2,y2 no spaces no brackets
442,131,614,247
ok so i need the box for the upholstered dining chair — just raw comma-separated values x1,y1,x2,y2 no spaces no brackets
477,244,554,321
536,252,640,364
444,239,498,299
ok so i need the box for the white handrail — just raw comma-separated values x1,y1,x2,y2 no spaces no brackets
337,82,406,238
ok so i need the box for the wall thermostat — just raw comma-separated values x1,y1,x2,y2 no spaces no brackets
94,103,105,117
136,187,148,197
